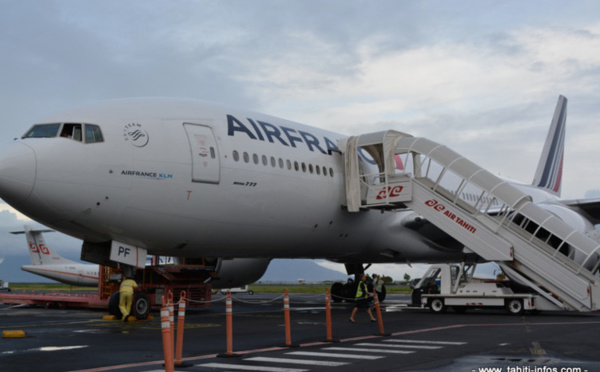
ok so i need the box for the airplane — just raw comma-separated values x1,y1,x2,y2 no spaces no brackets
11,225,99,286
0,95,597,292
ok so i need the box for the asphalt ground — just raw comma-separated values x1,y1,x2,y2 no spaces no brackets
1,293,599,372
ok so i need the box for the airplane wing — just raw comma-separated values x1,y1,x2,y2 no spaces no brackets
562,198,600,225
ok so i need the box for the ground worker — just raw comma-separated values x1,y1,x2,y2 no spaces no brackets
349,273,376,323
119,275,139,321
373,274,382,293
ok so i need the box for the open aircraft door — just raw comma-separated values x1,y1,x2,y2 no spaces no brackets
183,123,220,184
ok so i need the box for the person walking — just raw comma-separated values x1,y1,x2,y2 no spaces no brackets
119,275,139,321
349,273,376,323
372,273,382,306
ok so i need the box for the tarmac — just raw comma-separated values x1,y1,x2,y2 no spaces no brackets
1,293,600,372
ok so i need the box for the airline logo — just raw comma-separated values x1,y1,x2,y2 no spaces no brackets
123,123,149,147
533,95,566,196
30,243,49,254
425,199,477,234
226,115,342,156
376,186,404,200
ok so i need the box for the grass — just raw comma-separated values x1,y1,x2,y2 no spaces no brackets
7,283,413,294
248,283,412,294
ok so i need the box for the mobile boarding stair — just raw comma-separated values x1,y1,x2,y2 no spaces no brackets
341,131,600,312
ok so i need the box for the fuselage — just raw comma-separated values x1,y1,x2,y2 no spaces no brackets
0,98,466,264
21,263,99,286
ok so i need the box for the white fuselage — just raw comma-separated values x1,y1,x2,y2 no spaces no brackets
0,99,466,264
21,264,99,286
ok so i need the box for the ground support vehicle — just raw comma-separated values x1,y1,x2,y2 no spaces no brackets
411,263,561,314
105,259,214,319
1,258,213,319
0,280,10,292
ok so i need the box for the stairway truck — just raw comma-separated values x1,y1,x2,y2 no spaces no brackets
411,263,561,314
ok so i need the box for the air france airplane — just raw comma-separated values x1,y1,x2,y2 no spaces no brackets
13,225,98,286
0,96,597,287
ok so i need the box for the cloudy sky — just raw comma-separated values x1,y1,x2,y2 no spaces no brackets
1,1,600,280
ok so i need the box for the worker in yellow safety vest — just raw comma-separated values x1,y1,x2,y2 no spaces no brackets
349,273,376,323
119,275,139,321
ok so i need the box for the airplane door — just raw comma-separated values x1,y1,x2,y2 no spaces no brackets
183,123,220,184
77,269,84,283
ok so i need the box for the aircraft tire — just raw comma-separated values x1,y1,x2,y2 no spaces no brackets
331,282,344,302
134,291,150,320
376,285,387,303
108,291,123,318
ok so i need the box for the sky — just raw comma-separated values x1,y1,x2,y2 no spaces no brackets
1,0,600,281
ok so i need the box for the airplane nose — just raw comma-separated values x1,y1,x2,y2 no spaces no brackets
0,142,36,205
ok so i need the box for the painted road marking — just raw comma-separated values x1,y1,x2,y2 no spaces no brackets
286,351,384,359
356,342,442,349
246,357,348,366
199,363,308,372
386,339,467,345
323,346,414,354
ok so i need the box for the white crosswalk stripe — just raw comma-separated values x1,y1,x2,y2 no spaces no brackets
385,339,467,345
356,342,443,349
245,357,348,367
323,346,415,354
286,351,384,359
199,362,308,372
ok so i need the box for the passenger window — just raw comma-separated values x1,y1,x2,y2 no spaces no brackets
233,151,240,161
23,123,61,138
84,124,104,143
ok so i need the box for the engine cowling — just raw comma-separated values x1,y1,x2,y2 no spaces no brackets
211,258,271,289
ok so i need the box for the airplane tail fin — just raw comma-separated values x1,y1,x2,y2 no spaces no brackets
532,95,567,198
11,225,75,265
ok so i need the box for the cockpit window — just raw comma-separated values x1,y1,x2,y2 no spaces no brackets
23,123,61,138
23,123,103,144
85,124,104,143
60,123,82,141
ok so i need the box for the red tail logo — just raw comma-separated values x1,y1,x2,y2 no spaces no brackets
30,243,50,255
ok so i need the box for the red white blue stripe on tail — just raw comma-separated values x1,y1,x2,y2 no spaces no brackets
532,95,567,197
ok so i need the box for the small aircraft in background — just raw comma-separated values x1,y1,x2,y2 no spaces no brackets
12,225,98,286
